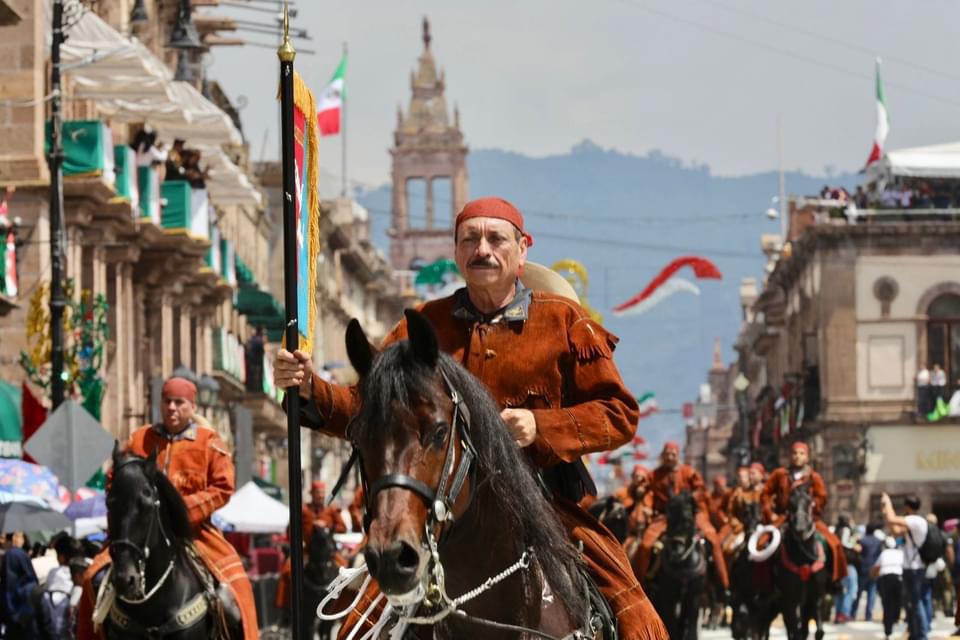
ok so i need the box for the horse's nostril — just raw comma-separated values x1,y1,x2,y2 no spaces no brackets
395,541,420,571
364,548,381,576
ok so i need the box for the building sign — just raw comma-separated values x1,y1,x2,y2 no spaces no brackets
864,426,960,482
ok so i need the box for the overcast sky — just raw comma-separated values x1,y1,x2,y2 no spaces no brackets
208,0,960,186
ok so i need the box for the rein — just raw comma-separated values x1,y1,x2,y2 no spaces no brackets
323,368,605,640
110,459,175,605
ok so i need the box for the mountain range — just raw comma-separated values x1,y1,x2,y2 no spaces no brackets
356,139,858,479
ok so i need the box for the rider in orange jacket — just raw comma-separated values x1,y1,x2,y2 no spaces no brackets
76,376,258,640
634,442,730,590
759,441,847,584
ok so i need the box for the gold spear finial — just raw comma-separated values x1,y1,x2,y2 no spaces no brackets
277,1,296,62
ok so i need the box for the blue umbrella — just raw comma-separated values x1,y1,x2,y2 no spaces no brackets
64,493,106,520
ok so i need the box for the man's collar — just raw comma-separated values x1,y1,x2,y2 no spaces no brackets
452,280,532,325
152,421,198,441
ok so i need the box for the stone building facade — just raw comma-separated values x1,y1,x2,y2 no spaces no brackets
0,1,282,479
717,196,960,524
388,18,468,272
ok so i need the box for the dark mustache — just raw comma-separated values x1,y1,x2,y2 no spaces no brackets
468,258,498,268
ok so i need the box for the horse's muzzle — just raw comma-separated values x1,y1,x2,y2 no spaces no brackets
364,539,422,595
112,565,144,600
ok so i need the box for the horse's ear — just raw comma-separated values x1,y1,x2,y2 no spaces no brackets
112,440,121,464
404,309,439,369
146,446,158,469
346,319,375,378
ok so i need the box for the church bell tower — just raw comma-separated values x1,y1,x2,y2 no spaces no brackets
388,18,469,271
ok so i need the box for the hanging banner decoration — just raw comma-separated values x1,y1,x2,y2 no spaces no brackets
637,391,658,419
612,256,722,317
287,72,321,353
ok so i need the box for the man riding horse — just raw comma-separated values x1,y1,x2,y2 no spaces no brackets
633,442,730,592
274,196,667,638
76,376,258,640
759,441,847,585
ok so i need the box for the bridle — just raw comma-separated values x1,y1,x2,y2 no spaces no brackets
332,369,478,547
323,367,608,639
109,457,175,604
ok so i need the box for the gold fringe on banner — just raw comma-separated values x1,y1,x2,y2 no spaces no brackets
279,71,321,355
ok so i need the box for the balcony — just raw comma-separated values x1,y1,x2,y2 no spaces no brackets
212,327,246,402
242,351,285,435
160,182,210,241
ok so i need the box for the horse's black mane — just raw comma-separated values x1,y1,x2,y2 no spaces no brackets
111,453,194,541
352,341,587,621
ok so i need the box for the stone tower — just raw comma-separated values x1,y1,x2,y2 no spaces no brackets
388,18,468,271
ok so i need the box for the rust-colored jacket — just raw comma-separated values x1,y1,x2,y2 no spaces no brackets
304,291,639,470
643,464,708,515
723,486,760,523
760,466,828,522
310,502,348,534
126,423,235,527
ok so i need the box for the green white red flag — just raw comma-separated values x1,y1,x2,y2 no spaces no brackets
865,58,888,168
637,392,658,418
317,55,346,136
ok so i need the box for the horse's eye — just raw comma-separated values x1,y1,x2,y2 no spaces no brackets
431,422,449,448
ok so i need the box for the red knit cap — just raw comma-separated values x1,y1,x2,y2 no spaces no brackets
750,462,765,474
312,481,326,491
162,377,196,402
454,197,533,246
791,442,810,454
662,441,680,454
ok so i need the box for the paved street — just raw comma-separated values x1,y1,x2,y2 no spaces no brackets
701,615,959,639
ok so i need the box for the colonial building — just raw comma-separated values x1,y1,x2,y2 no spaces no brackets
719,186,960,524
0,1,282,480
684,340,738,483
388,18,469,272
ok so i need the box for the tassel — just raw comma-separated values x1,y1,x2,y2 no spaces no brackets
569,319,618,362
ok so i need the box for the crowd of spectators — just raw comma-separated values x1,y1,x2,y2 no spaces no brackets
830,496,959,639
816,180,960,212
131,127,209,190
0,530,94,640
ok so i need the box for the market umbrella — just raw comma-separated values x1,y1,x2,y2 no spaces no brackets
0,501,71,534
64,493,106,520
0,459,61,507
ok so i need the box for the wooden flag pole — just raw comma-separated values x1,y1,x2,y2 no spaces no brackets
277,5,305,640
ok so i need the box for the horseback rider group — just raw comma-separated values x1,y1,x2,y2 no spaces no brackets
75,195,849,639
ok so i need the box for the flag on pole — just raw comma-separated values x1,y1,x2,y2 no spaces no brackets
865,58,889,168
318,55,346,136
0,198,15,297
289,72,321,352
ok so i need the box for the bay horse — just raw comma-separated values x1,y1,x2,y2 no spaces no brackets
587,496,630,544
771,484,829,640
339,309,613,639
101,446,242,639
646,491,706,640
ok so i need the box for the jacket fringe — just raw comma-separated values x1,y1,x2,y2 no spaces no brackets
569,318,619,362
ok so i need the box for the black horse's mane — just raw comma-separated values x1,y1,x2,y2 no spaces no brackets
111,453,194,541
352,342,587,622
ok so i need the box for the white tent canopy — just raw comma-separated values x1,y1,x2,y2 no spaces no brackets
214,481,289,533
56,6,242,148
869,141,960,181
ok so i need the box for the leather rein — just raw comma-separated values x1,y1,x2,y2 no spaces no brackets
330,368,478,542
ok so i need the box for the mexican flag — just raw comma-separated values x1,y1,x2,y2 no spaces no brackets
637,392,658,418
317,55,346,136
865,58,888,168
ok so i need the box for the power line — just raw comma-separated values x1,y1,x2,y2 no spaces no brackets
695,0,960,83
610,0,960,109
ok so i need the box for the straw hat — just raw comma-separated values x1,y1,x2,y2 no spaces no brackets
520,262,579,303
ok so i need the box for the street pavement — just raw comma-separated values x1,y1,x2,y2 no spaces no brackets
700,615,958,639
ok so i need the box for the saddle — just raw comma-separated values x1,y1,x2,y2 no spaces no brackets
93,543,237,639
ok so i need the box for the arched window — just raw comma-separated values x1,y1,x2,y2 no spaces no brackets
927,293,960,393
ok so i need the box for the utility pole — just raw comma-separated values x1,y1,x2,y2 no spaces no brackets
49,0,67,409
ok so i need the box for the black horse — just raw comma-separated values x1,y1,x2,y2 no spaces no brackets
728,502,773,640
102,446,242,639
772,484,829,640
647,490,706,640
300,526,341,640
587,496,630,544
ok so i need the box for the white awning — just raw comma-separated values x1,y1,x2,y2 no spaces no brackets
214,481,289,533
868,141,960,180
200,145,263,208
58,7,242,147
